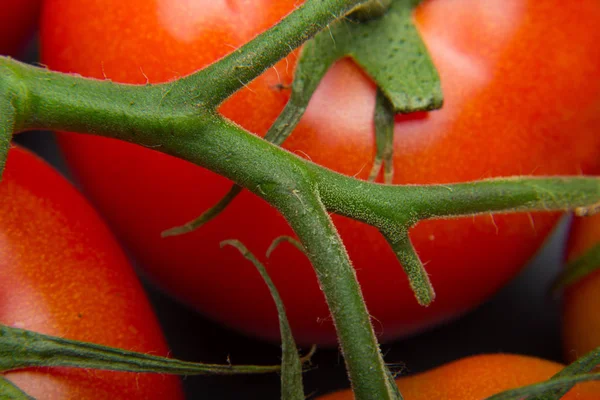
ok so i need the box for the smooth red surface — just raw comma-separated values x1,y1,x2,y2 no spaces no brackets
563,214,600,363
318,354,600,399
0,0,42,56
41,0,600,345
0,148,183,399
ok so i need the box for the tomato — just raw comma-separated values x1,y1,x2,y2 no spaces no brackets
317,354,600,399
0,0,42,56
40,0,600,345
0,148,183,399
562,214,600,363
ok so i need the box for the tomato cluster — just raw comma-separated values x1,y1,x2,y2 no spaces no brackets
41,0,600,345
1,0,599,398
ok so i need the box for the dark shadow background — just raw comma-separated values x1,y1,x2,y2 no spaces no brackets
15,130,567,400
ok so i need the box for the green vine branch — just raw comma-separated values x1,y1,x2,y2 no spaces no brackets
4,53,599,397
1,0,599,399
0,324,281,375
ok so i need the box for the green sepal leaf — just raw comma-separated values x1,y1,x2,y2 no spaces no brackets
486,347,600,400
290,0,441,115
221,240,306,400
553,242,600,291
0,376,35,400
266,0,441,146
0,324,279,375
343,0,442,113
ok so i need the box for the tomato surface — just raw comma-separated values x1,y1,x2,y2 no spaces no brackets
40,0,600,345
0,148,183,399
317,354,600,399
562,214,600,363
0,0,42,56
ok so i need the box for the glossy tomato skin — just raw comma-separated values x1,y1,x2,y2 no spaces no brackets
0,0,42,56
0,148,183,399
562,214,600,363
41,0,600,345
317,354,600,399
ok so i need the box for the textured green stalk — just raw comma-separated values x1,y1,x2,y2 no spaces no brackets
383,233,434,305
182,0,369,107
1,62,403,400
271,182,399,400
1,0,600,394
314,170,600,230
0,65,26,178
4,61,600,398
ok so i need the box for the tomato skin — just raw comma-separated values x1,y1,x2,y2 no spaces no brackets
0,0,42,56
0,148,183,399
40,0,600,345
317,354,600,399
562,214,600,363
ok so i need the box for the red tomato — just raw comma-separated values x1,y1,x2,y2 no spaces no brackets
562,214,600,363
0,0,42,56
317,354,600,400
0,148,183,399
40,0,600,345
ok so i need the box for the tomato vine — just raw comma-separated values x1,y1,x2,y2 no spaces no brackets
1,0,600,399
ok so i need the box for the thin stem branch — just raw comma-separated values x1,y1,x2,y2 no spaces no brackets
383,232,434,306
184,0,369,107
272,182,399,400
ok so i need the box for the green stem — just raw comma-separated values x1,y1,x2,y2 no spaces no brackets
315,170,600,229
3,59,400,397
0,325,279,375
383,232,434,306
270,182,399,400
162,185,243,237
221,240,305,400
0,65,27,178
2,8,600,395
180,0,369,107
4,60,600,398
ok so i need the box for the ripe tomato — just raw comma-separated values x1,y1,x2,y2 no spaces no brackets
0,0,42,56
562,214,600,363
317,354,600,399
0,148,183,399
40,0,600,345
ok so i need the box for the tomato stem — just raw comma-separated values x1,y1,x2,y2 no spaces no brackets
221,240,306,400
2,0,600,398
0,324,281,375
177,0,369,108
383,232,435,306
